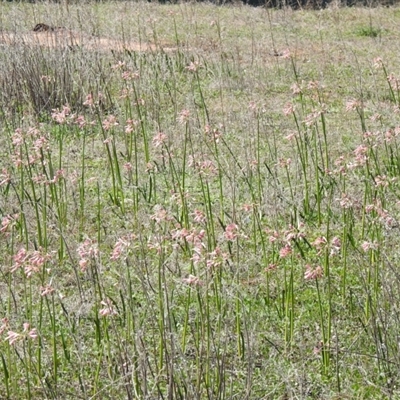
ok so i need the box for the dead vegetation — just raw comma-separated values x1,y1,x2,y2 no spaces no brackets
0,23,177,53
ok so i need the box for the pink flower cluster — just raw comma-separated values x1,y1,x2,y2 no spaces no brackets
11,247,52,277
76,238,99,272
3,322,38,346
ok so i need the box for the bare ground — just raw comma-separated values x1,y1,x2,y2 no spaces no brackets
0,29,178,52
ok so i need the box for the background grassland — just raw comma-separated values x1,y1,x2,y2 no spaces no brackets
2,1,400,399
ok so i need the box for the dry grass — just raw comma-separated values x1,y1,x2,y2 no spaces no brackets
0,27,177,52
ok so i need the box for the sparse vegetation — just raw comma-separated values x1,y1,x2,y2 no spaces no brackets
2,1,400,398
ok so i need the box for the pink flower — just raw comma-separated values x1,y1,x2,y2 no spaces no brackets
182,274,203,286
312,236,327,251
83,93,94,106
99,299,118,317
283,102,295,116
178,109,190,124
361,241,378,252
77,238,98,271
125,119,138,134
186,61,200,72
281,48,291,59
23,323,38,340
291,82,302,95
151,205,171,223
304,264,323,280
192,209,206,224
0,169,11,186
345,99,361,112
0,214,17,234
152,132,167,148
51,105,71,124
102,115,118,131
330,236,341,255
265,263,277,271
40,285,55,297
224,223,239,241
5,331,20,345
11,248,28,273
279,245,292,258
75,115,86,128
373,57,383,69
205,125,223,143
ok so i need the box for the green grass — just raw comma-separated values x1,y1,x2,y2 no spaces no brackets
1,1,400,398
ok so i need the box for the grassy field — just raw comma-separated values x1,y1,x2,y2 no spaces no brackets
1,1,400,398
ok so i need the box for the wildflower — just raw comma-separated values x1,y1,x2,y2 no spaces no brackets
277,158,291,168
285,132,297,141
40,285,55,297
361,241,378,252
283,102,295,116
199,160,218,176
265,263,277,271
242,203,254,212
99,298,118,317
5,331,20,346
121,70,139,80
303,110,321,127
350,144,369,168
12,129,24,147
387,74,400,90
83,93,94,107
77,238,98,272
0,214,18,234
182,274,203,286
248,101,258,113
374,175,389,188
339,193,354,209
110,235,135,261
51,105,71,125
178,109,190,124
345,99,361,112
123,162,133,172
311,236,327,252
23,323,38,340
102,115,118,131
11,248,28,273
48,169,65,185
0,169,11,186
75,115,86,129
307,80,321,91
304,264,323,280
125,119,138,134
205,125,223,143
330,236,341,255
186,61,200,72
373,57,383,69
224,223,239,241
370,113,382,122
281,48,291,59
291,82,302,95
284,224,306,242
111,60,126,70
152,132,167,148
5,323,38,345
192,209,206,224
33,136,49,153
0,319,9,335
279,245,292,258
151,205,171,223
206,246,229,269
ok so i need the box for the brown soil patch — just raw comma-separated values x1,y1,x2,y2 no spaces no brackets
0,29,177,53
